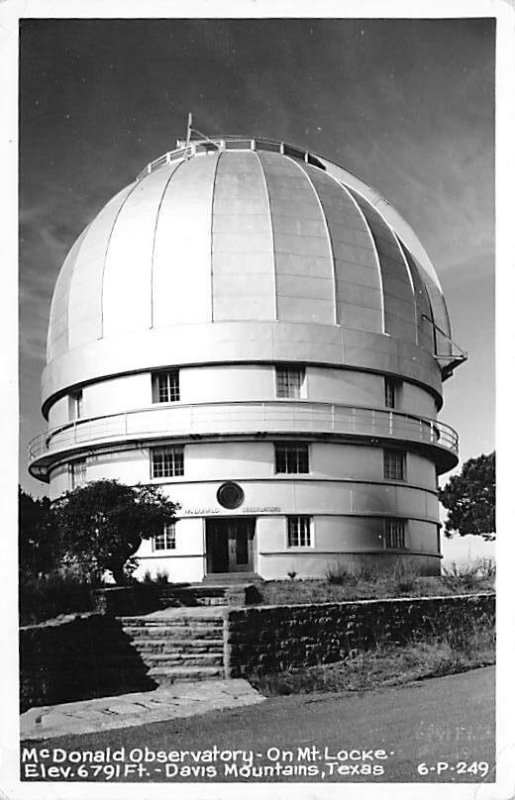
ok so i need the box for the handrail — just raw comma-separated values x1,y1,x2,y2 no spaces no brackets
135,137,326,181
28,400,458,464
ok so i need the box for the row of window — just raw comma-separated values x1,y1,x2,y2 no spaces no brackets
286,516,407,550
153,369,401,406
67,370,402,419
69,446,407,485
151,518,407,551
150,445,405,480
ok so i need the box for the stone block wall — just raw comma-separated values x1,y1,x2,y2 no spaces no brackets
224,593,495,676
19,613,155,712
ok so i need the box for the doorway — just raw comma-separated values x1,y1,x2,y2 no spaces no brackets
206,517,255,574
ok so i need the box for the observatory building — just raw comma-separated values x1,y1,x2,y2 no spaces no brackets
29,135,465,580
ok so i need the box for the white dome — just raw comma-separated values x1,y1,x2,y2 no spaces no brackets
47,139,452,364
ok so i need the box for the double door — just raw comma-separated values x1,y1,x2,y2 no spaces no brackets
206,517,255,573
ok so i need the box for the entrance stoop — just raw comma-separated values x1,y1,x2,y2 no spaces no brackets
202,572,263,584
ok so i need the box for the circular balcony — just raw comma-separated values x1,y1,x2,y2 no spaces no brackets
28,400,459,481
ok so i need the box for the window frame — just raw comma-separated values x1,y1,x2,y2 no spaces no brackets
384,377,399,409
287,515,312,548
152,370,180,404
276,365,306,400
275,442,310,474
383,448,406,481
383,518,407,550
69,389,83,421
153,523,177,552
151,446,185,479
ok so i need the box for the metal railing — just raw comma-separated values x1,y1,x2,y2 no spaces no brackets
136,137,325,181
28,401,458,465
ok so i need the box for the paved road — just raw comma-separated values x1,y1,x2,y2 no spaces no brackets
21,667,494,784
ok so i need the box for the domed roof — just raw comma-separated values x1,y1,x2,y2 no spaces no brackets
47,137,453,367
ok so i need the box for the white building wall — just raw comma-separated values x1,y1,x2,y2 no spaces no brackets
85,374,151,417
181,365,274,403
185,441,274,480
48,396,69,428
45,365,438,426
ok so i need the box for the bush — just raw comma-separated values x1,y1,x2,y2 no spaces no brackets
142,569,170,585
19,573,97,626
325,562,358,586
390,561,422,595
441,560,494,592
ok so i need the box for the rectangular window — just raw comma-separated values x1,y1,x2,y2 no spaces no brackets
153,523,176,551
151,447,184,478
384,449,406,481
384,378,398,409
275,443,309,474
287,516,312,547
384,518,406,549
276,366,305,399
69,390,83,420
153,371,180,403
70,459,86,490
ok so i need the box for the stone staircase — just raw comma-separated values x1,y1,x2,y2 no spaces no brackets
118,611,226,684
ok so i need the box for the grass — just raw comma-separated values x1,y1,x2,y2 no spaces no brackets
249,619,495,696
257,559,495,606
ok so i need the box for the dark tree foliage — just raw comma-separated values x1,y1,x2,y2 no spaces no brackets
54,480,179,584
18,487,57,578
439,452,495,539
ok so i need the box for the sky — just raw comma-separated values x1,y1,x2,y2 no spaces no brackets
18,17,495,499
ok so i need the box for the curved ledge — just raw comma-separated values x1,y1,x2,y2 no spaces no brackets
29,400,458,481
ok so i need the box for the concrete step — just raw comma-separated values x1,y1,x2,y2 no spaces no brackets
128,638,224,654
119,616,224,627
141,653,223,668
122,624,223,637
147,666,225,684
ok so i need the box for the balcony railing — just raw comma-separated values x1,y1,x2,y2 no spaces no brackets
136,137,325,181
28,401,458,473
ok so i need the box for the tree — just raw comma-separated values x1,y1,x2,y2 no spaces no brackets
18,487,58,578
54,480,179,584
439,452,495,539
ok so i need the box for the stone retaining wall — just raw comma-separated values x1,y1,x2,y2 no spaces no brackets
19,613,155,712
224,593,495,676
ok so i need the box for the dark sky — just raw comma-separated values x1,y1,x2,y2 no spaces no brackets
19,17,495,496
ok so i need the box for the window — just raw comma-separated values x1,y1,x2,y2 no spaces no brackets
276,366,305,399
153,371,180,403
70,459,86,490
275,443,309,474
153,523,176,551
384,518,406,549
69,389,83,420
288,516,312,547
384,449,405,481
151,447,184,478
384,378,399,409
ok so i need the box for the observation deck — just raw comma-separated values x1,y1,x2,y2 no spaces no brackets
136,136,327,181
28,401,459,482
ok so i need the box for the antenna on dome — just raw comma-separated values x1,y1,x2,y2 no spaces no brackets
185,112,193,147
184,113,222,151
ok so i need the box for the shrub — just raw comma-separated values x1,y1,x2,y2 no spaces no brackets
19,572,96,626
441,560,493,592
390,561,422,595
141,569,169,585
325,562,357,586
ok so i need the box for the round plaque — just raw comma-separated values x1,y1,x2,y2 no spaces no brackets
216,482,244,510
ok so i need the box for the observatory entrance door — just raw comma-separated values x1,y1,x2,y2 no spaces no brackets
206,518,255,574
